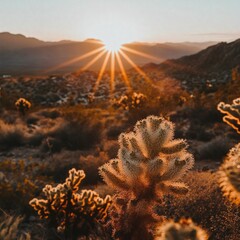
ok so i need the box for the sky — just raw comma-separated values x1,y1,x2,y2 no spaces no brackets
1,0,240,44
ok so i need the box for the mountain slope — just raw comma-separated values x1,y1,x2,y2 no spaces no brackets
0,32,216,75
157,39,240,75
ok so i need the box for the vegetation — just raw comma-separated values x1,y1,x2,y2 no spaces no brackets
15,98,31,116
154,218,208,240
218,143,240,205
0,73,240,239
30,168,111,239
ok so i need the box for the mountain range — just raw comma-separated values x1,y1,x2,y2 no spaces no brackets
0,32,217,75
153,38,240,77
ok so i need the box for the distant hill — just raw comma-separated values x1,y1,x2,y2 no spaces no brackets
155,39,240,76
0,32,217,75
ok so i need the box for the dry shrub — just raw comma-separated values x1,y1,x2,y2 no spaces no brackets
0,159,48,213
102,140,119,159
40,151,83,182
0,214,30,240
41,150,108,185
79,151,109,185
43,107,104,150
158,171,240,240
37,109,61,119
196,136,234,161
47,118,102,150
0,119,26,149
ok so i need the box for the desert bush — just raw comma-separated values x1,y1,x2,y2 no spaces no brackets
39,151,82,182
0,119,26,149
99,115,194,239
26,108,103,150
0,159,48,212
218,142,240,205
42,150,109,185
79,151,109,185
41,107,105,150
0,214,30,240
47,118,102,150
30,168,111,239
196,136,233,161
37,109,61,119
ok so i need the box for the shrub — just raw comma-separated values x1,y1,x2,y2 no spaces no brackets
0,119,26,150
0,159,47,212
196,136,233,161
0,215,30,240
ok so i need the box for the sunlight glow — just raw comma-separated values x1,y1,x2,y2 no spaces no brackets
104,40,122,52
48,38,159,95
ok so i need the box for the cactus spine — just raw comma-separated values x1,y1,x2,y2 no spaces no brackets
99,115,194,239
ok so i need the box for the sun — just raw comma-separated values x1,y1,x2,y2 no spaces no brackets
47,36,161,96
103,39,122,52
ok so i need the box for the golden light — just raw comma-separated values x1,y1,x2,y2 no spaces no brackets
47,37,160,96
103,39,122,52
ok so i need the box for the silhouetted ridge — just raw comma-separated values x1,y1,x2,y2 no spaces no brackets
158,39,240,74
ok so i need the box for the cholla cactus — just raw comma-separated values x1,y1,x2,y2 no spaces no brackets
217,98,240,133
99,116,194,239
154,218,208,240
219,143,240,205
100,115,194,200
0,215,30,240
15,98,31,116
113,92,147,111
30,168,111,238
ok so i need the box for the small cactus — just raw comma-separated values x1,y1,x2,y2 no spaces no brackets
217,97,240,133
15,98,31,116
99,115,194,200
99,116,194,239
113,92,147,111
30,168,111,238
219,143,240,205
154,218,208,240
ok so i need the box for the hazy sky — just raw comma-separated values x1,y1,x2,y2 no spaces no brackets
1,0,240,43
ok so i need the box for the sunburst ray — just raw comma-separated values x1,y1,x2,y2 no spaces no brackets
110,52,116,94
121,46,162,62
74,49,107,75
115,52,131,90
92,51,111,94
45,46,105,73
119,49,153,85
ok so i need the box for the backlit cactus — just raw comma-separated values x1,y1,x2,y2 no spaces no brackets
99,116,194,239
30,168,111,237
217,97,240,133
113,92,147,111
99,115,194,200
154,218,208,240
15,98,31,116
219,143,240,205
